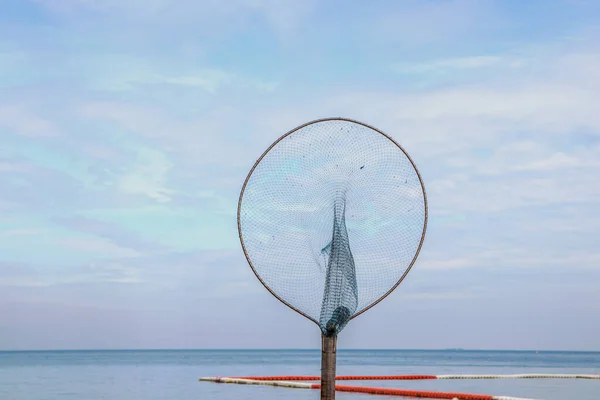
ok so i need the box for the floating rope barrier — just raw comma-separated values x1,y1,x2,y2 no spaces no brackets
200,377,313,389
437,374,600,380
233,374,437,380
200,375,600,399
230,374,600,381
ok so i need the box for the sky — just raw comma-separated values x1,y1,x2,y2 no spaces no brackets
1,0,599,351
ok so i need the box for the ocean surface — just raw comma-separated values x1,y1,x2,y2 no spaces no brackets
0,350,598,400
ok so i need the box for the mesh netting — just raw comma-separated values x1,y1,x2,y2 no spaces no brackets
238,119,426,336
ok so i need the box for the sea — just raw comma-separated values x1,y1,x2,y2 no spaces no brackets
0,350,598,400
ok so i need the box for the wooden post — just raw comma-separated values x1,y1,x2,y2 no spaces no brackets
321,333,337,400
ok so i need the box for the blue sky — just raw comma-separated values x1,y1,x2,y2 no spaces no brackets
1,0,600,351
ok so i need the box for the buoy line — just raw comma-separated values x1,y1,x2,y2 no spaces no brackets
200,375,597,399
229,373,600,381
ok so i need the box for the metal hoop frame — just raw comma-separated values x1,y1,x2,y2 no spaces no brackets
237,117,428,326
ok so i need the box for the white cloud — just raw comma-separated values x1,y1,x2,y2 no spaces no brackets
428,171,600,214
518,210,600,234
0,161,32,172
0,228,44,236
425,139,600,215
154,70,277,93
79,101,253,166
0,106,59,137
117,148,173,203
0,277,52,287
393,55,525,74
330,82,599,139
416,245,600,272
55,237,141,258
66,52,277,93
157,71,233,92
307,45,600,220
482,149,600,175
89,263,144,283
328,39,600,143
0,261,146,287
418,258,476,270
399,291,476,300
93,65,275,93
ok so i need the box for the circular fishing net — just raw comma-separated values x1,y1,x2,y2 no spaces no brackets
238,118,427,336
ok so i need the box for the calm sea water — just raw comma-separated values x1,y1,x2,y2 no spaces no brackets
0,350,598,400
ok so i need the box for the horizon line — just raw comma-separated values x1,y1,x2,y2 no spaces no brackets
2,348,599,353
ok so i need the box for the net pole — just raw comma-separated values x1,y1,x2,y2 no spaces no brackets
321,333,337,400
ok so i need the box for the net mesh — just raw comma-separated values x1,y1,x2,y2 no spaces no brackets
239,119,426,336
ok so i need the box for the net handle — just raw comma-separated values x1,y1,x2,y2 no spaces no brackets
321,334,337,400
237,117,429,326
